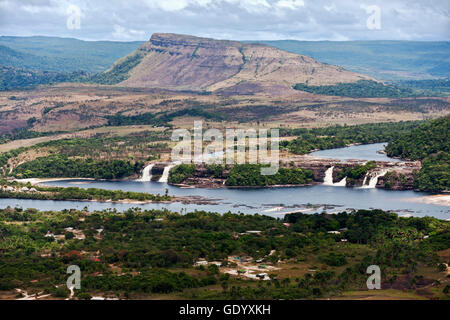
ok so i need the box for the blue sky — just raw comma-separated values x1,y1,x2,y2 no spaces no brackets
0,0,448,41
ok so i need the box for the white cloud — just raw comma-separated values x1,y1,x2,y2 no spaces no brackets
324,3,336,12
112,24,145,40
142,0,186,12
276,0,305,10
195,0,213,6
158,0,189,11
0,0,448,41
143,0,214,12
234,0,272,13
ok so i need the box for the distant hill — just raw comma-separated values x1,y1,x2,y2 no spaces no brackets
96,33,372,93
0,45,62,71
396,78,450,95
2,36,448,80
253,40,450,80
0,66,89,91
0,36,143,73
2,35,449,93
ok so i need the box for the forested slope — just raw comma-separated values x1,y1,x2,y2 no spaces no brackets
386,115,449,192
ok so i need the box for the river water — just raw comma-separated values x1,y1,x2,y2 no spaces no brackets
1,144,448,219
311,142,400,162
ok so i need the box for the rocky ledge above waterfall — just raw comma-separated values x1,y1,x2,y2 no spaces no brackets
147,159,421,190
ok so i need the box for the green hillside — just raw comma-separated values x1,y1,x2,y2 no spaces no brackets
253,40,450,80
386,115,449,192
0,45,64,72
0,36,143,73
396,78,450,95
293,80,416,98
90,50,146,84
0,66,89,91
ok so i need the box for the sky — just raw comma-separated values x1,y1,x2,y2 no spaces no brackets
0,0,449,42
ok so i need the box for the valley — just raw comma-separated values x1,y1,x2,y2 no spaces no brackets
0,32,449,302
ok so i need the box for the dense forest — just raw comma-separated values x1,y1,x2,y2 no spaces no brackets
167,164,315,187
0,49,145,90
396,78,450,95
0,66,90,91
168,164,197,184
0,36,143,73
415,152,450,192
386,115,449,192
0,180,170,202
226,165,314,187
386,116,449,160
335,161,376,186
106,108,224,127
0,207,448,299
12,155,141,180
293,80,416,98
281,121,423,155
0,38,143,90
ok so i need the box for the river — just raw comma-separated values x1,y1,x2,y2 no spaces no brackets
310,142,400,162
1,143,448,219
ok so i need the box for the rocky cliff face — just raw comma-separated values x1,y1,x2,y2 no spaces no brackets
151,159,420,190
378,168,417,190
117,33,373,93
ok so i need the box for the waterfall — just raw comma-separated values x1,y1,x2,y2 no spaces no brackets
137,164,154,182
334,177,347,187
361,169,388,189
362,173,369,186
323,167,334,186
323,166,347,187
158,164,176,183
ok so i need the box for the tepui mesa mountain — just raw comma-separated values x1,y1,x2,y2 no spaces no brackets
97,33,374,94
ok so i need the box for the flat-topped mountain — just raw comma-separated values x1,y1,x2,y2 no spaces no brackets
97,33,373,93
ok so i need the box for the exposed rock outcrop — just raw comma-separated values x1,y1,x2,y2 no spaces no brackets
149,163,167,182
152,159,421,190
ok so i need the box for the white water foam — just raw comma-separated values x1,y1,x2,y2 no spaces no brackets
137,164,154,182
360,169,389,189
159,164,176,183
362,173,369,186
334,177,347,187
323,166,347,187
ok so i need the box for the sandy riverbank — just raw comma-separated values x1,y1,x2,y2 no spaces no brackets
403,194,450,207
15,178,97,185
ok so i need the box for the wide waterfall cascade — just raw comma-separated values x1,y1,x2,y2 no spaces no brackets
361,170,389,189
159,164,176,183
137,164,154,182
323,166,347,187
